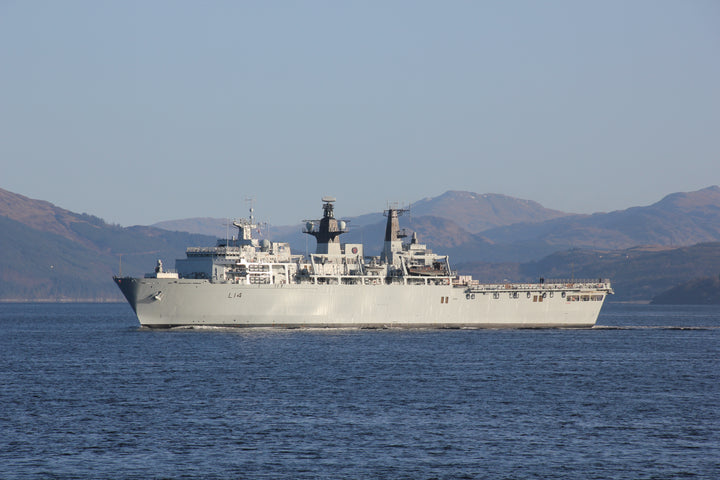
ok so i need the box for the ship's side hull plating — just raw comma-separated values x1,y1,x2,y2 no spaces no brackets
115,277,606,328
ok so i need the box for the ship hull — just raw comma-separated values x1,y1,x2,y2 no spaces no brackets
115,277,607,328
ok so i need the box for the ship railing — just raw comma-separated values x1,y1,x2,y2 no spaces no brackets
460,279,612,293
297,272,453,286
186,246,242,255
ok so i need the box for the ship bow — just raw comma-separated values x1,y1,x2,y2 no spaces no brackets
113,276,140,313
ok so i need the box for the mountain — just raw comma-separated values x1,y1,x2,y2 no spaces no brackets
0,188,215,301
457,243,720,302
651,274,720,305
344,215,559,263
0,187,107,246
152,191,570,238
409,191,568,233
4,186,720,302
482,186,720,250
152,187,720,263
327,185,720,263
150,191,573,262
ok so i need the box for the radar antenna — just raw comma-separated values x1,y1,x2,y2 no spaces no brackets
302,196,348,255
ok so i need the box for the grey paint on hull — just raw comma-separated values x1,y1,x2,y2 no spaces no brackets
115,277,607,329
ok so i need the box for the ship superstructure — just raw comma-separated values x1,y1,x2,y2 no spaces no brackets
115,198,613,328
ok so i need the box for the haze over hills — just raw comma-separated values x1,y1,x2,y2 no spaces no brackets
152,191,570,241
482,186,720,250
457,243,720,302
651,273,720,305
2,186,720,302
153,186,720,263
0,188,214,301
373,186,720,262
152,217,241,240
151,191,574,261
409,191,568,233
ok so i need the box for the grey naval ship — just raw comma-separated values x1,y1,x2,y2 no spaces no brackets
115,197,613,328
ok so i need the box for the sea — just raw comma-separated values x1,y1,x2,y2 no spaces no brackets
1,303,718,480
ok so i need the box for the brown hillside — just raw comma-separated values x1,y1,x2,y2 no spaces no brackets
410,191,569,233
0,188,92,245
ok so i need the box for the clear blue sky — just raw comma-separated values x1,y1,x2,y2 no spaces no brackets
1,1,718,226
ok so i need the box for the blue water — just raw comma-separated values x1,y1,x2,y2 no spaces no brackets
1,303,718,479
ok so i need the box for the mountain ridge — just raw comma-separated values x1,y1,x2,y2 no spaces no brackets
152,190,571,239
0,188,108,247
2,185,720,302
151,186,720,260
651,273,720,305
0,188,216,301
480,186,720,250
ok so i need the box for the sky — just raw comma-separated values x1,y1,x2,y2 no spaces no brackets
1,1,719,227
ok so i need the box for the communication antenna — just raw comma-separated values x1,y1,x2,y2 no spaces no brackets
245,196,256,225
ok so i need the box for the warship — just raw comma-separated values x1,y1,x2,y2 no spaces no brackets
114,197,613,328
